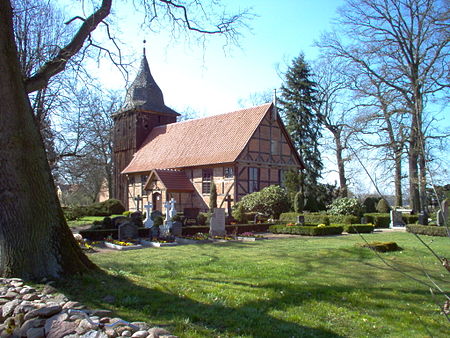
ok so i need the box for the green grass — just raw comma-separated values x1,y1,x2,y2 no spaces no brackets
58,232,449,337
67,215,123,228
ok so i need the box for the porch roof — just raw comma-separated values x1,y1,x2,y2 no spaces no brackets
145,169,195,192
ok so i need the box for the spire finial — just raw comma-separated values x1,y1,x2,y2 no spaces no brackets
143,39,146,56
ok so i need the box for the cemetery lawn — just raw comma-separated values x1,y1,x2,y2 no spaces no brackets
59,232,449,337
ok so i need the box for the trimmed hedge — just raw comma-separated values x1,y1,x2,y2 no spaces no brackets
182,223,274,236
80,227,150,241
269,225,343,236
406,224,449,237
343,224,375,233
328,215,360,224
279,213,330,225
402,214,419,224
364,213,390,228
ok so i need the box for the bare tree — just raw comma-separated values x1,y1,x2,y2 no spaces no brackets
0,0,251,279
317,0,450,213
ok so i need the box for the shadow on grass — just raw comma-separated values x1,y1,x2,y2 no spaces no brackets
57,269,343,337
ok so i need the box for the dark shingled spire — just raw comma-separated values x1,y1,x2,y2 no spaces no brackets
121,54,179,116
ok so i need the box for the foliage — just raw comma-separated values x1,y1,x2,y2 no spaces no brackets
232,203,246,224
327,197,363,216
209,181,217,211
122,211,132,217
68,199,126,218
363,196,381,213
343,224,375,234
197,213,207,226
364,213,391,228
304,182,338,212
153,216,164,227
406,224,449,237
402,214,419,225
362,241,401,253
327,215,360,224
269,224,343,236
279,53,323,200
293,191,304,213
376,199,391,213
238,185,290,219
282,169,300,208
279,212,330,225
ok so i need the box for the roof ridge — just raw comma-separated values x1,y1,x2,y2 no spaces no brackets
154,102,273,130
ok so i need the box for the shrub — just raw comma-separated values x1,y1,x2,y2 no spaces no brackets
328,215,360,224
364,213,390,228
239,185,290,219
406,224,449,237
209,181,218,211
153,216,164,227
402,214,419,224
294,191,304,213
197,213,207,225
376,199,391,213
63,207,83,221
362,241,401,252
122,211,132,217
343,224,375,233
363,196,380,213
327,198,363,216
232,203,246,224
269,224,343,236
279,212,330,225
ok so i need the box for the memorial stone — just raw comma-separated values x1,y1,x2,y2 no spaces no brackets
144,202,154,228
297,215,305,225
437,199,448,226
118,221,138,241
210,208,226,237
390,210,405,228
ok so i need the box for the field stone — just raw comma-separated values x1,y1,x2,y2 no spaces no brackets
46,319,78,337
121,330,132,336
0,297,10,304
105,329,118,337
22,294,40,302
131,330,149,338
63,301,84,309
26,327,45,338
91,309,113,317
18,318,45,336
20,288,36,295
131,322,150,331
4,291,19,299
147,327,172,338
76,318,97,334
42,285,57,295
24,305,62,320
3,299,20,317
44,312,69,333
81,330,108,338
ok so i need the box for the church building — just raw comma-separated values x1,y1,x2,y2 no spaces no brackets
112,53,303,212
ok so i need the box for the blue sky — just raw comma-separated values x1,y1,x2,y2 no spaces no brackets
86,0,345,117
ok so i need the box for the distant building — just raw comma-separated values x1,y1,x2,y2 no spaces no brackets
112,53,303,212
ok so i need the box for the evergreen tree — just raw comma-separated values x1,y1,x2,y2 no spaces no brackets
209,181,218,211
279,53,323,200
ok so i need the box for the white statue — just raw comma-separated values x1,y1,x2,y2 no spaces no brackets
169,198,177,219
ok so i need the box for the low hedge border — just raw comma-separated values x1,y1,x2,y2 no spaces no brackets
183,223,274,236
269,225,343,236
342,224,375,233
406,224,449,237
279,213,359,225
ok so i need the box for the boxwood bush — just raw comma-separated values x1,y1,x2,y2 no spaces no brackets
343,224,375,233
364,213,390,228
279,212,330,225
269,225,343,236
328,215,360,224
406,224,449,237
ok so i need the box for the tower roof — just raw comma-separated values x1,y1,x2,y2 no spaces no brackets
120,55,179,116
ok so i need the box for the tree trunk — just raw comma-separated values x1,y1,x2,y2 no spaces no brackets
333,129,348,198
393,149,403,206
0,0,96,280
408,116,421,214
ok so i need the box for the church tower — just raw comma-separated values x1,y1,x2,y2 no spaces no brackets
112,50,179,208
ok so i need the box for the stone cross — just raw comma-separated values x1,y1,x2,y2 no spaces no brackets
390,210,405,228
169,198,177,219
164,201,172,228
437,199,449,226
225,195,233,216
144,202,154,228
210,208,226,237
134,195,143,211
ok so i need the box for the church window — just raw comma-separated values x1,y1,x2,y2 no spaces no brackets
224,167,234,178
202,169,213,194
141,175,148,196
249,167,260,193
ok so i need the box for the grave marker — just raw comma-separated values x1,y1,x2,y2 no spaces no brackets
210,208,226,237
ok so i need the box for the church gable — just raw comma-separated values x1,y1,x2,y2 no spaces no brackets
237,108,302,168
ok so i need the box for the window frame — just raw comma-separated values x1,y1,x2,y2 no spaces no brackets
202,168,213,194
248,167,260,193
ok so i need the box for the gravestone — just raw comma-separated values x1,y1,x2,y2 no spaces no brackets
171,221,182,237
360,216,367,224
390,210,405,228
130,211,143,227
160,201,172,237
144,202,154,228
437,199,448,226
169,198,177,219
118,221,138,241
297,215,305,225
210,208,226,237
418,212,429,226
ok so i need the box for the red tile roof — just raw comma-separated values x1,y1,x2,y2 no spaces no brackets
145,169,194,192
122,103,273,173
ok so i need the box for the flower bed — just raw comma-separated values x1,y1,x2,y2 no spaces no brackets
140,239,178,247
104,239,143,250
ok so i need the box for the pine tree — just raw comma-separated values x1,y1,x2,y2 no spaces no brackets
279,53,323,201
209,181,218,211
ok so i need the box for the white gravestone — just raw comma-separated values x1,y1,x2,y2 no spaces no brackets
210,208,226,237
160,201,172,236
144,202,154,228
437,199,449,226
169,198,177,219
390,210,405,228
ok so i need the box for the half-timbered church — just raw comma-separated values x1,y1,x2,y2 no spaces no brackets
112,52,303,212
